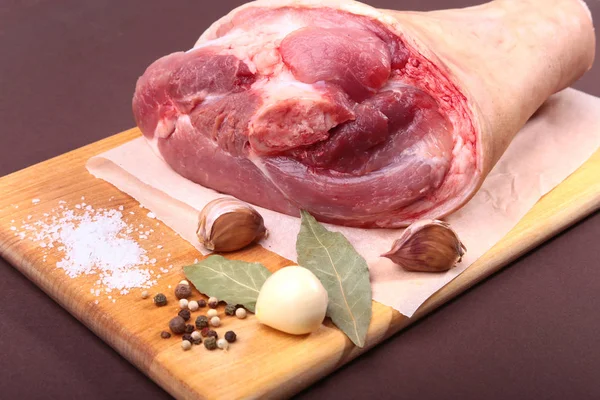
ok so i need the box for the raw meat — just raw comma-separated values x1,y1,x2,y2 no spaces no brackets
132,0,594,228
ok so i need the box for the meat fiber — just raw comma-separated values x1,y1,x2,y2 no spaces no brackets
132,0,594,228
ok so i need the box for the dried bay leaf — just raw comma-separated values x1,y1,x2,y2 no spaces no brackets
296,211,372,347
183,255,271,312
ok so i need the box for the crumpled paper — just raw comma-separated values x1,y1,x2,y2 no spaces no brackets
87,88,600,317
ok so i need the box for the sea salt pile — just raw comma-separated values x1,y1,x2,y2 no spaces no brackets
11,201,165,301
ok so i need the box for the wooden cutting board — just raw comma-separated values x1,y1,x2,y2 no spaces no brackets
1,128,599,399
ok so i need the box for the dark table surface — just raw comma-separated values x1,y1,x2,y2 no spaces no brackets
1,1,599,399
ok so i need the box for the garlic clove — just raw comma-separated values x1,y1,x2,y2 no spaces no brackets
197,198,267,252
381,219,466,272
255,266,328,335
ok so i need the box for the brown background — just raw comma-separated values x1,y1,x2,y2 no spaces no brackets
1,1,599,399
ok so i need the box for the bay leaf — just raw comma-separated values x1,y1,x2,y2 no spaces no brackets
296,210,372,347
183,255,271,312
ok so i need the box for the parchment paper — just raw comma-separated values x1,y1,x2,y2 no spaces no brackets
87,88,600,317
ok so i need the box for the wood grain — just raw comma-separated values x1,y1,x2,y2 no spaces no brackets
0,128,599,399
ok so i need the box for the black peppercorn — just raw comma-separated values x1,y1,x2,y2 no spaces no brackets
160,331,171,339
192,338,202,345
204,336,217,350
197,299,207,308
174,284,192,299
182,333,193,342
185,324,195,333
224,331,237,343
206,329,218,339
178,309,191,322
224,304,236,316
153,293,167,307
169,316,186,334
195,315,209,330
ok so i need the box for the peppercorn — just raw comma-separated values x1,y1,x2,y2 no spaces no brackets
178,309,191,322
175,283,192,299
195,315,209,330
208,296,219,308
225,304,236,316
141,290,150,299
224,331,237,343
169,316,186,334
191,331,202,341
182,333,193,342
181,340,192,351
188,300,199,311
160,331,171,339
200,327,211,337
206,329,218,339
235,308,247,319
197,299,207,308
179,298,189,309
153,293,167,307
207,309,218,318
185,324,195,333
210,316,221,327
179,280,189,286
217,338,229,350
192,338,202,345
204,336,217,350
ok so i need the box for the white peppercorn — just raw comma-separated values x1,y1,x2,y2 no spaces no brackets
235,308,247,319
191,331,202,341
181,340,192,351
179,298,189,309
217,338,229,350
179,280,189,286
188,300,199,311
207,309,218,318
210,316,221,327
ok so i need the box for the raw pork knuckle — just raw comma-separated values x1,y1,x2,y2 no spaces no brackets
132,0,594,227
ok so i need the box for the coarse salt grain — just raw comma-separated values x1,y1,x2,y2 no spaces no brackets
147,212,156,219
14,204,157,298
32,199,40,204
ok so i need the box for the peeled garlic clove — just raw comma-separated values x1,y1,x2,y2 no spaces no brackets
255,266,328,335
381,219,466,272
197,198,267,252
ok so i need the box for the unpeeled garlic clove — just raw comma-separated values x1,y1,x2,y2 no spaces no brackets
381,219,466,272
197,198,267,252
